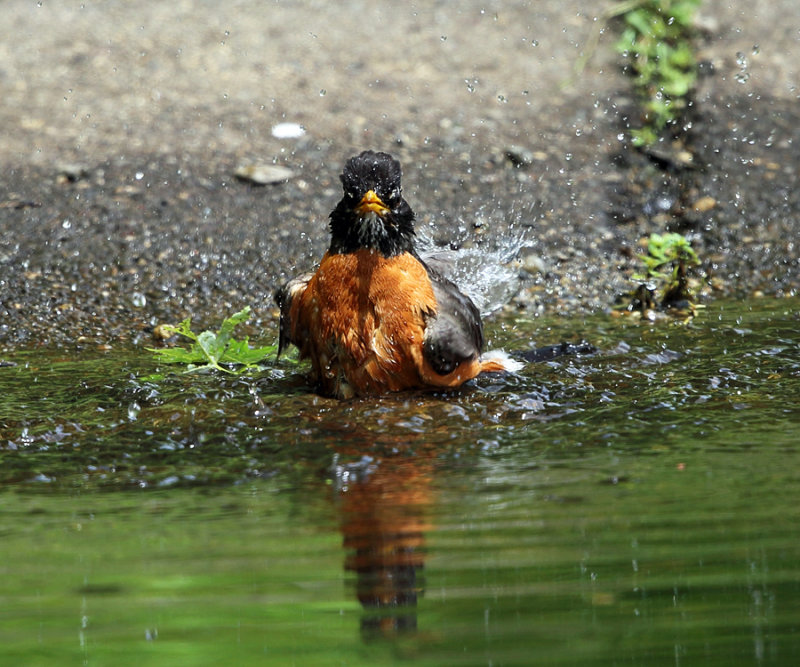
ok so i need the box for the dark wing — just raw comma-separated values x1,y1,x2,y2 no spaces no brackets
420,260,485,376
274,273,312,357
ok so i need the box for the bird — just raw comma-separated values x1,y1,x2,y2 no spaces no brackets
275,150,521,399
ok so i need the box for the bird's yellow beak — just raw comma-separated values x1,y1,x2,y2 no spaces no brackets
355,190,389,216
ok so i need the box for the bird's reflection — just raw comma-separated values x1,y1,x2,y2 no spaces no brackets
334,448,433,640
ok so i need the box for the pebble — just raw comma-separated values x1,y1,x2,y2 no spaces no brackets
234,163,294,185
56,163,90,183
505,145,536,167
152,323,176,340
692,195,716,212
271,122,306,139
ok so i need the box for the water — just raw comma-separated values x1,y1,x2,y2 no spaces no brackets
2,298,800,665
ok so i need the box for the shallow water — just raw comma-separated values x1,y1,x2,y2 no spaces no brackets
2,298,800,665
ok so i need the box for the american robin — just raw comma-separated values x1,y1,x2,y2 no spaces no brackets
275,150,521,398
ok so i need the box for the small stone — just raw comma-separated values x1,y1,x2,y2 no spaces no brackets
692,195,716,212
521,253,547,276
505,145,536,167
234,163,294,185
56,163,90,183
115,185,142,196
271,122,306,139
152,323,176,340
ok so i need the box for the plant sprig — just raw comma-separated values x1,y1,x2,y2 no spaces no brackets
632,232,701,307
148,306,277,374
612,0,701,146
633,232,699,282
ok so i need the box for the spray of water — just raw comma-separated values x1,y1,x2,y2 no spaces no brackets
416,227,526,317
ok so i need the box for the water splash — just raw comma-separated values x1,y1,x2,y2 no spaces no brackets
416,228,525,316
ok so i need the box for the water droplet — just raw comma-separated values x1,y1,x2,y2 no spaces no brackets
127,402,141,421
497,94,507,103
131,292,146,308
135,171,144,180
62,219,72,229
752,44,760,55
319,89,326,96
440,35,447,41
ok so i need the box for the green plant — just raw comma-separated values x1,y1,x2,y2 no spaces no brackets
148,306,278,374
612,0,701,146
633,232,701,306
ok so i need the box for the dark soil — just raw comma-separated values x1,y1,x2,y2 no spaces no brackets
1,1,798,349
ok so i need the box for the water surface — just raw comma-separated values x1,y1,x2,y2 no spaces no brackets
2,298,799,665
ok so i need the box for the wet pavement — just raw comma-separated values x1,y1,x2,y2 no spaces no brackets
1,0,798,348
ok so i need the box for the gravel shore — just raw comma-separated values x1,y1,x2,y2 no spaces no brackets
1,0,798,347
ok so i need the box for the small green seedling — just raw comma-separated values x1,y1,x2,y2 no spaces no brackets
149,306,277,374
633,232,701,307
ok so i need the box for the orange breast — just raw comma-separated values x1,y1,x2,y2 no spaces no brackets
290,249,438,397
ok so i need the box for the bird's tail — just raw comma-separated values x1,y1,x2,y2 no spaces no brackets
479,350,525,374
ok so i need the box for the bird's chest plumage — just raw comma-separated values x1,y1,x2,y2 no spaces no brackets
295,249,437,395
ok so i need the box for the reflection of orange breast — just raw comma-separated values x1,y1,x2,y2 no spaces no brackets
341,456,432,625
290,249,438,397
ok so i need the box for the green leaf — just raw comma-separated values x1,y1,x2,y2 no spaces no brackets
671,0,701,27
197,330,223,365
147,306,283,375
150,347,205,365
630,127,658,147
222,338,279,365
615,27,639,54
162,317,196,342
625,9,656,37
216,306,252,348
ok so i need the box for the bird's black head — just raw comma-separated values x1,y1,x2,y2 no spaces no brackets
328,150,416,257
